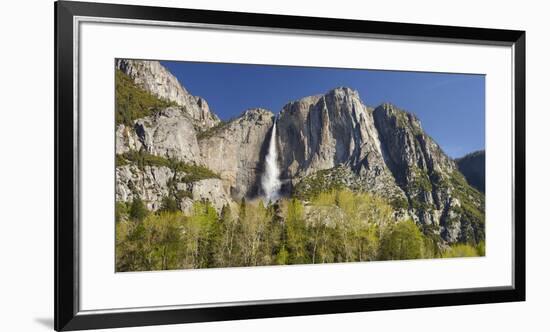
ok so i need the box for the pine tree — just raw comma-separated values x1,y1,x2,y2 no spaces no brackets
238,197,246,221
159,196,178,213
129,196,148,221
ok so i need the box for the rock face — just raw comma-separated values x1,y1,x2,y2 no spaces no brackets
278,88,484,244
373,103,456,225
277,88,404,201
116,164,232,213
116,165,174,211
115,60,228,212
456,150,485,193
198,108,274,199
115,59,220,130
116,107,202,164
373,103,457,181
186,179,233,213
371,103,485,244
115,106,275,211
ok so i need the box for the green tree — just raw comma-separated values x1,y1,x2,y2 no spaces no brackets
116,211,186,271
239,197,247,220
306,190,394,263
285,198,308,264
421,224,443,259
116,218,149,271
216,204,237,267
143,212,185,270
476,241,486,256
378,220,425,260
116,187,482,271
275,246,289,265
237,200,271,266
159,196,179,213
115,201,128,223
187,200,219,268
129,196,148,222
256,200,272,265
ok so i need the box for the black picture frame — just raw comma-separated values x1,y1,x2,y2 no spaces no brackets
55,1,525,330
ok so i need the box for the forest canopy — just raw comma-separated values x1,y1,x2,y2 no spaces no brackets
116,190,484,271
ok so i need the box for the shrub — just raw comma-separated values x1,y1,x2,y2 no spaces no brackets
120,149,220,182
390,197,409,210
159,196,179,213
115,154,128,167
120,150,171,169
196,120,231,140
175,162,221,182
293,168,345,200
442,243,480,258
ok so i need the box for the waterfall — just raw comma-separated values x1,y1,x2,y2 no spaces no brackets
261,118,281,203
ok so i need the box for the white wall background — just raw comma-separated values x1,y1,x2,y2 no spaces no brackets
0,0,546,331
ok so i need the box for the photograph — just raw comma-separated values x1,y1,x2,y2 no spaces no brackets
114,59,486,272
0,0,538,331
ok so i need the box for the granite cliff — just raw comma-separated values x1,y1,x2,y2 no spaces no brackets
115,59,220,130
198,108,274,199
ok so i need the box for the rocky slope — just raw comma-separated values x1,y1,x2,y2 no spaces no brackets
115,59,220,130
373,103,484,243
115,60,229,212
456,150,485,193
116,163,231,213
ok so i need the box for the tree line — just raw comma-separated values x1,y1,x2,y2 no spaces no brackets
116,190,484,272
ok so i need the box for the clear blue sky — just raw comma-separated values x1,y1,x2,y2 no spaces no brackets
161,61,485,158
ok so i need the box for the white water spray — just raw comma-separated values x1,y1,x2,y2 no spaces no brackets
261,118,281,203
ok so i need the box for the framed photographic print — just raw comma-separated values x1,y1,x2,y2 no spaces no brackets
55,1,525,330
